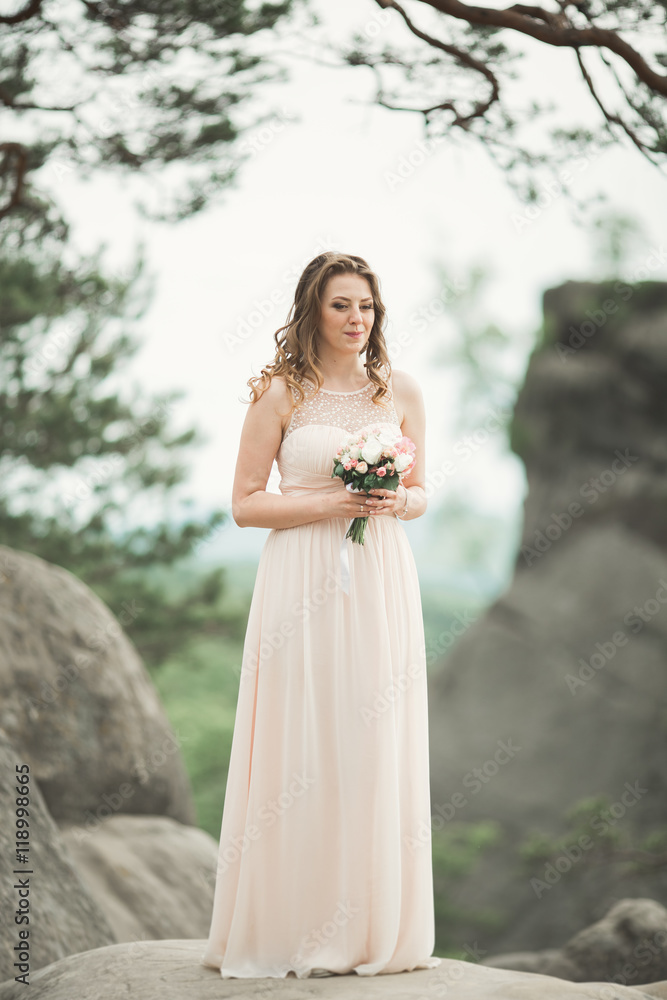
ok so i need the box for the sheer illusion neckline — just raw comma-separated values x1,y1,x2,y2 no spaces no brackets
283,370,399,443
321,384,371,395
304,380,373,396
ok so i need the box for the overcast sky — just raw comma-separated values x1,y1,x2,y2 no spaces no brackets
44,0,667,555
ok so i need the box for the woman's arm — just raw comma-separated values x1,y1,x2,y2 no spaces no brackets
392,370,427,522
232,377,337,530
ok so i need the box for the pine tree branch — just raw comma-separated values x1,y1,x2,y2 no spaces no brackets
376,0,667,97
371,0,501,127
574,49,661,165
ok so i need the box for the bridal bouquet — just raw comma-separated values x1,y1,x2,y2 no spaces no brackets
331,423,416,545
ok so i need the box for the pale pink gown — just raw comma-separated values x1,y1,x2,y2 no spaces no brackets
201,365,441,979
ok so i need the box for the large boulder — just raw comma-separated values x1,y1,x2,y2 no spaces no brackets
0,545,216,983
0,729,116,982
0,939,666,1000
0,545,195,826
427,281,667,955
59,814,218,943
484,898,667,986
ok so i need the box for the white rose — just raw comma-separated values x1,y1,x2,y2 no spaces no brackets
356,461,368,473
394,453,413,473
361,436,383,464
376,424,399,448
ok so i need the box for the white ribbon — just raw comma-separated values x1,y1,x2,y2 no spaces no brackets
339,526,354,595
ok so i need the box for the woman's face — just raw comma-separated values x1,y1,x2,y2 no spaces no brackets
316,273,375,355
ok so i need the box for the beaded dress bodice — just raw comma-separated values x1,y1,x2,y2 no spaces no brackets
275,370,403,502
282,373,401,442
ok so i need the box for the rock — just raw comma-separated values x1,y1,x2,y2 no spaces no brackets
484,898,667,987
59,814,219,943
483,948,582,980
0,545,195,826
0,730,116,983
564,898,667,984
0,939,666,1000
427,280,667,955
0,546,218,980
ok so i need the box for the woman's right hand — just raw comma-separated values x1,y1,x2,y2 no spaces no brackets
327,486,372,520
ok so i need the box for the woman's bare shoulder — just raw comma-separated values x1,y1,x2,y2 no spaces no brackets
251,373,293,408
390,368,422,395
389,369,423,421
249,374,295,439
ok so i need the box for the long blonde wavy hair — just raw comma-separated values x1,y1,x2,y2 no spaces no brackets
245,252,393,423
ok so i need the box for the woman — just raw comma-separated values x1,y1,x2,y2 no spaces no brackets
201,251,441,979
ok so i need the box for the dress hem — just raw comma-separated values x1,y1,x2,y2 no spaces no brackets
200,952,442,979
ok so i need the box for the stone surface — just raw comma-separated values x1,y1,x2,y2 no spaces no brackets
0,730,116,983
59,814,219,943
484,948,581,980
0,545,195,826
426,281,667,955
1,939,667,1000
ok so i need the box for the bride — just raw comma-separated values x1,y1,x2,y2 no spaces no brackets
201,250,439,979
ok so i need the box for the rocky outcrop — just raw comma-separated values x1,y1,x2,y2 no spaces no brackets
484,898,667,986
0,545,195,826
0,730,117,981
1,939,667,1000
427,280,667,956
0,546,217,983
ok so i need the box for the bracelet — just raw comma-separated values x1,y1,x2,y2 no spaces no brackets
395,485,409,519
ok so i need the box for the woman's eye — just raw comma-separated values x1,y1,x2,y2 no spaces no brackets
332,303,374,309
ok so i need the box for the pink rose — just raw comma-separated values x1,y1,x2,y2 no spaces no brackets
344,462,352,470
377,467,386,477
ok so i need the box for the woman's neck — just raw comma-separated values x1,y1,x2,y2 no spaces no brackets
314,360,369,391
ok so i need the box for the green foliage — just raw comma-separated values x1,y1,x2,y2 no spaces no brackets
152,632,246,837
428,261,530,436
0,213,234,669
431,820,505,957
518,792,667,877
1,0,308,223
589,212,647,278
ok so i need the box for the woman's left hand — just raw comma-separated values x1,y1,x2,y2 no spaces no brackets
363,486,403,517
